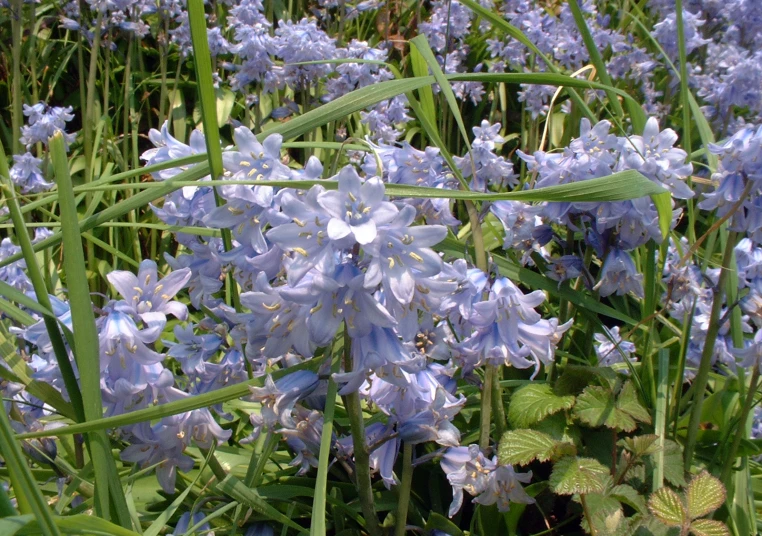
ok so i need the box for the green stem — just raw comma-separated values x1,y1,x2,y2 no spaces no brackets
684,231,738,471
342,329,382,536
720,366,760,484
11,0,23,155
394,442,414,536
0,142,86,425
479,365,494,450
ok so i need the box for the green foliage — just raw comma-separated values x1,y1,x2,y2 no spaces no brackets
507,383,575,428
498,429,574,466
647,473,729,536
573,381,652,432
549,456,609,495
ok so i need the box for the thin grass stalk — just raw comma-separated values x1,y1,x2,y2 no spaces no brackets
394,442,414,536
721,366,760,484
187,0,241,312
10,0,23,155
341,328,382,536
0,139,86,425
684,231,738,471
0,399,61,535
50,132,132,528
653,349,669,491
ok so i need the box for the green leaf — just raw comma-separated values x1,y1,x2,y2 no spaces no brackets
0,515,34,536
423,513,464,536
574,386,637,432
660,441,687,488
574,383,651,432
610,484,647,514
498,430,569,466
579,492,623,535
685,472,725,520
50,133,132,528
217,475,308,534
689,519,730,536
17,515,141,535
619,435,661,458
507,384,575,428
549,457,609,495
616,381,652,425
648,487,686,527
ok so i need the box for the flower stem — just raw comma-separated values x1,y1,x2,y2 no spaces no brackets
684,230,738,471
721,365,760,484
342,328,382,536
394,442,414,536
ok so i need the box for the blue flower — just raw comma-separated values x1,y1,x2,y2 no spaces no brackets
107,260,191,330
9,152,53,193
20,103,76,149
594,248,644,298
318,167,399,246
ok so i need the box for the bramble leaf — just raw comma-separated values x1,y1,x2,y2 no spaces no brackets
620,435,661,457
648,487,686,527
508,383,576,428
686,472,725,520
689,519,730,536
549,456,608,495
616,381,652,425
498,429,571,466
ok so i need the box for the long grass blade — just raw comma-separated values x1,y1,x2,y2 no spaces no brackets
50,132,132,528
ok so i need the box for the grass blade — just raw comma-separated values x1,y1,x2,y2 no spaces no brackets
50,132,132,528
0,389,60,534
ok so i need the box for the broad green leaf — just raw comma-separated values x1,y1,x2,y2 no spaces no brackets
17,515,141,535
659,440,687,488
573,386,633,431
549,456,608,495
423,513,464,536
217,475,308,534
579,492,623,535
619,435,661,458
689,519,730,536
648,487,686,527
685,472,725,520
610,484,647,514
0,516,34,536
498,429,569,466
507,384,575,428
616,381,652,425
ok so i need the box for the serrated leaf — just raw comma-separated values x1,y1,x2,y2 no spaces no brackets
610,484,647,513
689,519,730,536
648,488,686,527
550,456,609,495
620,435,661,457
498,429,562,466
574,386,638,431
686,472,725,519
580,492,623,535
616,381,652,425
661,440,687,488
508,384,576,428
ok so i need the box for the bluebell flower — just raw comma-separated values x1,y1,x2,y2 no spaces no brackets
9,152,53,193
546,255,584,284
364,205,447,305
441,444,534,517
107,260,191,331
457,277,571,376
272,18,336,90
594,326,636,366
20,103,76,149
247,370,319,436
166,324,223,375
317,166,398,246
0,238,31,291
398,387,464,446
172,512,211,536
280,407,323,475
595,248,644,298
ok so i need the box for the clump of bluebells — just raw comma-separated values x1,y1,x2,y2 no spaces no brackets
5,0,762,533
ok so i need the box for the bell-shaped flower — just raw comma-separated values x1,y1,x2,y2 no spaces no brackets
364,205,447,306
317,167,398,246
398,387,465,446
108,260,191,330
